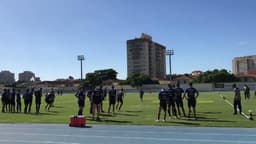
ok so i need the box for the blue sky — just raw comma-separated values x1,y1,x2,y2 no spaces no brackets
0,0,255,80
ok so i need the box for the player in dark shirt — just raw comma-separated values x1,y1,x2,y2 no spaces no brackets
35,88,43,114
1,89,8,113
23,89,30,114
75,88,86,115
27,88,34,113
108,85,117,114
16,89,21,113
10,89,16,112
156,88,168,122
98,85,105,113
233,83,242,115
167,84,177,118
92,87,103,120
86,89,93,114
45,89,55,111
175,83,186,117
139,88,144,102
243,84,250,100
184,83,199,119
116,88,124,111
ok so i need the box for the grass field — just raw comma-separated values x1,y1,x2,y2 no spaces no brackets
0,92,256,127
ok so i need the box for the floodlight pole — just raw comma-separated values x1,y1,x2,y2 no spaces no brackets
77,55,85,81
166,50,174,81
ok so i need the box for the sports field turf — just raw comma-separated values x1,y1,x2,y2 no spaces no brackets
0,92,256,127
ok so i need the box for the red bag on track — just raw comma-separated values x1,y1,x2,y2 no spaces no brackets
69,115,86,127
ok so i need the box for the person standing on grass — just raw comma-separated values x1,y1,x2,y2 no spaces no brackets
86,88,93,114
1,89,8,113
108,85,117,114
10,89,16,112
243,84,250,100
156,88,168,122
167,84,177,118
139,88,144,102
23,89,30,114
35,88,43,114
98,85,105,113
116,88,124,111
184,83,199,119
233,83,242,115
175,83,186,117
75,88,86,115
27,88,34,113
103,87,108,101
16,89,21,113
92,87,103,121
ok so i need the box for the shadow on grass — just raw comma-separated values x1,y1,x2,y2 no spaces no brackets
117,113,138,117
170,121,200,126
201,112,222,114
100,113,117,117
195,116,236,123
126,110,143,113
54,106,64,109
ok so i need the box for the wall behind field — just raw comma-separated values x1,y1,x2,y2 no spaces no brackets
141,82,256,92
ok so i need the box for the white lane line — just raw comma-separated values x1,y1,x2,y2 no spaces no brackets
0,128,256,137
0,139,80,144
0,132,254,144
219,93,250,120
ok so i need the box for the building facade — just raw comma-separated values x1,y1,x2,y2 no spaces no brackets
127,33,166,79
0,70,15,84
18,71,36,82
232,55,256,76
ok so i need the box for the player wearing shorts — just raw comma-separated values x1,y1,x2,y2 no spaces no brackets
1,89,8,113
175,83,186,117
184,83,199,119
16,89,21,113
156,88,168,122
92,87,103,120
75,88,86,115
167,84,177,118
233,84,242,115
35,88,43,114
243,84,250,100
108,85,117,114
116,88,124,111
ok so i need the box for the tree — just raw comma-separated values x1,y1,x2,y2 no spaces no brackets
82,73,102,89
94,69,118,80
193,69,239,83
127,74,159,88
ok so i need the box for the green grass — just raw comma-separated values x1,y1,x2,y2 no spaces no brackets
0,92,256,127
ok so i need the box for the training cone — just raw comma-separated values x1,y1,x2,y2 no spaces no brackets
249,110,254,120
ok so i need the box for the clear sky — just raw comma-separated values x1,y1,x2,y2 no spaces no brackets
0,0,255,81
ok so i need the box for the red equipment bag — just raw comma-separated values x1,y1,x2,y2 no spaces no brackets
69,115,86,127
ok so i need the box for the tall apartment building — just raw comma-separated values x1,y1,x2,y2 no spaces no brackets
0,70,15,84
127,33,166,79
18,71,36,82
232,55,256,75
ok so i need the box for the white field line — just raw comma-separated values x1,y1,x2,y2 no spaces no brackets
219,93,250,120
0,127,256,137
0,132,254,144
0,139,79,144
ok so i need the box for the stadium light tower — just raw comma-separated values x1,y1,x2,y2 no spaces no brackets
77,55,85,80
166,49,174,81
